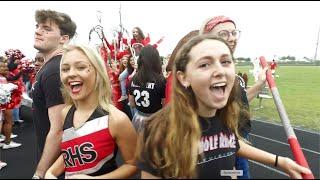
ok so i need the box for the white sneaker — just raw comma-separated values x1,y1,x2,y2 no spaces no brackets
14,119,24,124
11,134,18,138
0,162,7,170
2,141,22,149
0,134,17,140
0,143,3,148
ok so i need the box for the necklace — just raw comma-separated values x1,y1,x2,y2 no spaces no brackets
36,50,63,77
73,108,96,130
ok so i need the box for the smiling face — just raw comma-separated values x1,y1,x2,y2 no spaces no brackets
60,49,97,102
130,56,137,69
178,39,235,117
132,28,140,39
121,55,129,67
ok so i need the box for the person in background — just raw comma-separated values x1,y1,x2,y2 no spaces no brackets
118,54,131,102
0,56,9,170
119,54,136,119
5,50,25,125
1,50,23,149
45,44,137,179
99,45,124,111
242,73,248,89
128,45,166,132
126,56,138,117
270,59,277,77
30,52,45,85
0,108,7,170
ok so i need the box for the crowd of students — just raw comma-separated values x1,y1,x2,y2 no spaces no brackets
0,9,312,179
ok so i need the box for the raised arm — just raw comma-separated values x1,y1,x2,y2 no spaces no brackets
247,67,267,102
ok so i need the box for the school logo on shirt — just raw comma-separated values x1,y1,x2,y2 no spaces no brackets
62,142,98,168
197,132,237,164
199,132,236,153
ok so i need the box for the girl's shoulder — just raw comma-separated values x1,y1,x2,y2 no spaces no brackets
108,104,131,125
108,104,134,138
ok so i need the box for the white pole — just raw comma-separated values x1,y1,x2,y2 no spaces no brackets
314,25,320,60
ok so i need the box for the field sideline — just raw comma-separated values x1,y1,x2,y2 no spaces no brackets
236,65,320,132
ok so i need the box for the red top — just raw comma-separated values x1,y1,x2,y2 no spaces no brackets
122,35,151,47
61,108,117,176
100,47,123,110
3,68,24,109
122,35,163,49
270,61,277,70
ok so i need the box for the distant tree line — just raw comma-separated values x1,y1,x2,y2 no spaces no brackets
235,56,319,66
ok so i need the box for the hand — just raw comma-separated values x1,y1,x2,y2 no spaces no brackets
44,172,57,179
279,157,312,179
257,67,268,85
65,174,92,179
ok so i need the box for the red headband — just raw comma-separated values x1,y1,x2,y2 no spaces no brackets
204,16,236,34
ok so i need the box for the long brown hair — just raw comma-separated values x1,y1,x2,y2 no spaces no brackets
136,34,242,178
132,27,145,40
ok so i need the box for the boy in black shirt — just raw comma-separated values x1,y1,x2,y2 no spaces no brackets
31,9,76,179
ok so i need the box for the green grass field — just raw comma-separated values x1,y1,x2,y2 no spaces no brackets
236,65,320,132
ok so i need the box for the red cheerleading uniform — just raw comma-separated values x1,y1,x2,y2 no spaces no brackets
99,46,123,111
108,68,123,110
61,106,118,176
4,68,24,109
122,36,150,47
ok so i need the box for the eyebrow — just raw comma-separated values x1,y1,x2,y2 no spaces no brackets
198,53,231,61
221,54,232,58
62,61,91,66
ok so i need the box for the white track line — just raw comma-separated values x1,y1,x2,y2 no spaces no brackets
250,133,320,155
249,160,289,177
252,119,320,135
